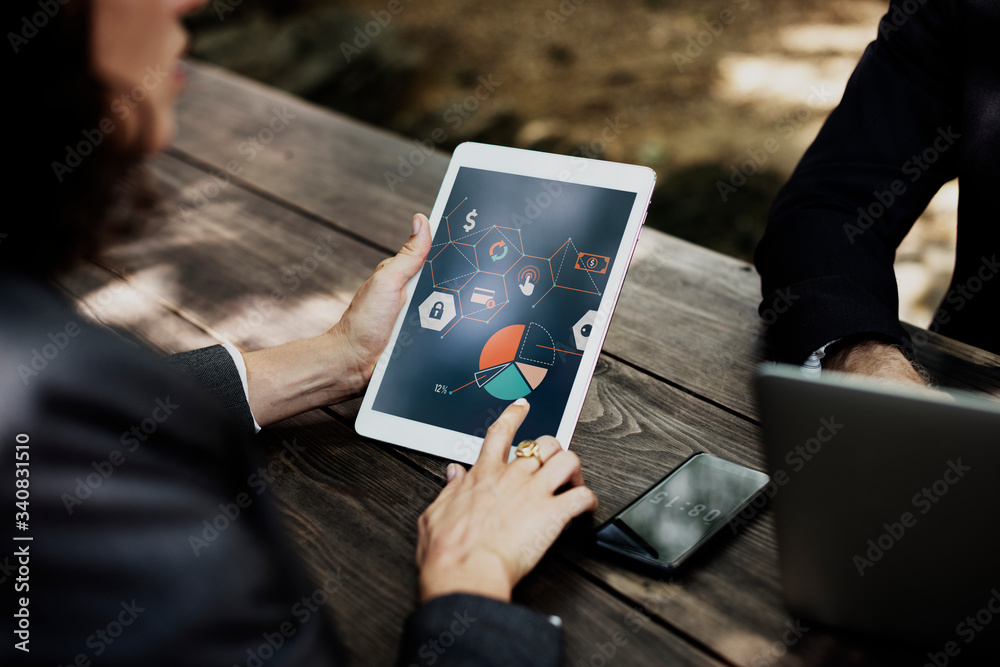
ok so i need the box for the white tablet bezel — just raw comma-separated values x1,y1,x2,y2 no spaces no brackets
356,142,656,464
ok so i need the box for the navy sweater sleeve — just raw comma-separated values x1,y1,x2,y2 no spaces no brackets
754,0,965,363
398,594,563,667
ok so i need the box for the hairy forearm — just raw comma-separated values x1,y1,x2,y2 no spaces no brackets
823,339,929,386
238,213,431,428
241,326,367,427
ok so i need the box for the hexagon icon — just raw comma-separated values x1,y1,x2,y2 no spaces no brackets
419,291,457,331
428,243,478,290
572,310,597,351
475,227,523,276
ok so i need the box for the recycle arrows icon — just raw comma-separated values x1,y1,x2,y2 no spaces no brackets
489,240,508,262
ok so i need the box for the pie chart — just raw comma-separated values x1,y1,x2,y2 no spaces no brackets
475,323,555,400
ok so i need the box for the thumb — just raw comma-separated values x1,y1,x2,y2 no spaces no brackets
380,214,432,285
445,462,467,485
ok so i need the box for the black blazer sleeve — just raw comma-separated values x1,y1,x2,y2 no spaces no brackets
1,277,344,665
753,0,965,363
1,277,565,666
164,344,257,435
398,594,563,666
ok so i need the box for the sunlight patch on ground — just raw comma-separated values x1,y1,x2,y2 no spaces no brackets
213,292,354,350
895,180,959,327
713,53,855,108
778,23,875,55
715,628,782,667
100,265,184,328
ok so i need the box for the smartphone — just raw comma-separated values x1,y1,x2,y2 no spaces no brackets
594,453,770,574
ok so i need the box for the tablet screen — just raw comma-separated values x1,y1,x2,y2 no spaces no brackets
372,166,637,441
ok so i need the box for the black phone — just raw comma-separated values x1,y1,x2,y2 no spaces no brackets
594,452,770,574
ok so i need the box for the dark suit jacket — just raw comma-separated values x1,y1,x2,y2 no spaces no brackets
754,0,999,363
0,272,562,666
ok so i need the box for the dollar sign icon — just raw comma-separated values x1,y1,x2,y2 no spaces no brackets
464,209,478,232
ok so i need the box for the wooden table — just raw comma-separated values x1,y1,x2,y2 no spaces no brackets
58,62,1000,667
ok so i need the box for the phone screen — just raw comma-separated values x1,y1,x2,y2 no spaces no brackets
596,453,769,571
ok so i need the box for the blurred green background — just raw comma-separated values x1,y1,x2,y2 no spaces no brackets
185,0,957,326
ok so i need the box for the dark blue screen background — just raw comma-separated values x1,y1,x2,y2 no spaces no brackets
373,167,636,442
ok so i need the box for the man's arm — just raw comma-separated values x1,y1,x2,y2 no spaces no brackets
822,338,929,385
2,322,344,665
398,594,563,667
754,0,964,375
166,214,433,430
163,344,260,432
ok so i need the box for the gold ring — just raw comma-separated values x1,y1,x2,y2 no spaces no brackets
515,439,543,465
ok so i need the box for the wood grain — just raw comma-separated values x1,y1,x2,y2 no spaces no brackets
55,261,220,354
168,62,771,417
103,153,390,352
169,62,1000,417
261,409,729,667
57,264,721,667
60,146,919,666
51,61,994,667
903,322,1000,396
171,60,447,253
372,357,920,667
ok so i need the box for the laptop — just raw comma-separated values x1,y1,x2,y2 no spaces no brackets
755,363,1000,650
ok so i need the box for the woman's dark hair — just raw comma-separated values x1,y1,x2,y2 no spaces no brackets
4,0,157,279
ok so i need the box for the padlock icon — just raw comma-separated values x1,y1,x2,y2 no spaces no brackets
420,291,455,331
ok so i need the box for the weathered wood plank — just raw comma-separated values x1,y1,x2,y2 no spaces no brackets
169,62,770,417
100,153,392,352
49,54,989,667
365,356,919,667
170,62,1000,420
55,261,219,354
171,60,447,253
903,323,1000,397
56,265,721,667
261,409,729,667
73,150,910,665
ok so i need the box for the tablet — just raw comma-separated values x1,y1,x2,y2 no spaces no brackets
356,142,655,464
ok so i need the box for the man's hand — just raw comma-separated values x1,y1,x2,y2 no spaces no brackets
823,339,929,386
330,213,432,386
241,214,431,427
416,400,598,603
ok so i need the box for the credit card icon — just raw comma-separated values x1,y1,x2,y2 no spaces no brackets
471,287,497,308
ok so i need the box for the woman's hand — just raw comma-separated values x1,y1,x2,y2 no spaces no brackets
242,214,431,427
416,400,599,603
